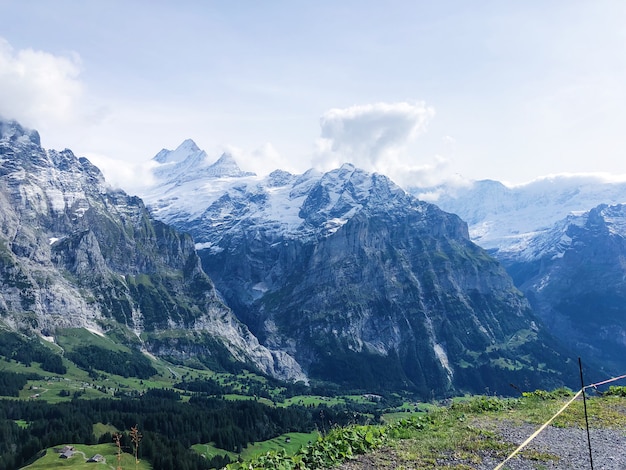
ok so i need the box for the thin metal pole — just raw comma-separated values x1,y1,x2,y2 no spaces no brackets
579,357,594,470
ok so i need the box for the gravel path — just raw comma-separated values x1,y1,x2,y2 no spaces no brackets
339,421,626,469
479,423,626,469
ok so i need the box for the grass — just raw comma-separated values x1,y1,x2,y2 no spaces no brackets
22,443,151,470
534,394,626,428
92,422,119,440
12,365,626,470
372,391,626,470
223,390,626,469
240,432,320,460
191,442,237,462
0,327,287,405
14,419,29,429
55,328,128,354
386,405,515,468
192,432,320,462
281,395,350,407
13,329,626,469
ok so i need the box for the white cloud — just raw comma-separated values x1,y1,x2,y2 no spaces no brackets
216,142,286,176
0,38,84,127
84,152,157,194
312,101,454,188
315,102,435,170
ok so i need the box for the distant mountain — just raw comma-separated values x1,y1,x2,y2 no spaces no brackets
410,178,626,375
138,141,579,396
152,139,255,184
0,120,304,382
411,176,626,253
496,204,626,373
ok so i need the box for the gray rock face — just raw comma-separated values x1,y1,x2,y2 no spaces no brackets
411,177,626,376
501,203,626,373
141,146,577,396
0,120,305,382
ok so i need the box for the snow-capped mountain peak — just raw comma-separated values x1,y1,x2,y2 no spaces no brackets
412,175,626,253
139,144,418,249
0,119,41,146
153,138,201,164
151,139,256,188
202,152,255,179
133,137,577,395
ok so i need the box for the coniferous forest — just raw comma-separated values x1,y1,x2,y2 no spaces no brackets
0,370,383,470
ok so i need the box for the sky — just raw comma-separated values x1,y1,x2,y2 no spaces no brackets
1,1,626,192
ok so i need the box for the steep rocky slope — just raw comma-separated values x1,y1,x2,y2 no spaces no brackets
410,178,626,375
139,142,578,396
500,204,626,373
0,120,304,381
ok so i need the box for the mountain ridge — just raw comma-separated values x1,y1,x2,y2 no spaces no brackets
137,140,580,395
0,119,305,382
412,176,626,253
499,203,626,372
410,177,626,375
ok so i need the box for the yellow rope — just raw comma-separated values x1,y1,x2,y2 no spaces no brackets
492,389,582,470
584,373,626,390
493,371,626,470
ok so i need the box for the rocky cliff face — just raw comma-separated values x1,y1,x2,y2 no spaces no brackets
410,178,626,376
0,120,304,382
140,143,577,396
500,204,626,373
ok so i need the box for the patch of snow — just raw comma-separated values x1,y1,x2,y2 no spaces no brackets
196,242,224,254
86,327,105,337
534,274,551,292
137,142,409,252
411,175,626,254
74,207,87,218
324,217,349,234
142,350,158,361
252,282,269,294
44,187,67,213
433,343,454,377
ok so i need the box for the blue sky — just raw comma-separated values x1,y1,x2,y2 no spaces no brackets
1,1,626,191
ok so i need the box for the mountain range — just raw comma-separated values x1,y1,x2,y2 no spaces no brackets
5,119,622,397
412,176,626,254
0,120,304,382
410,178,626,373
136,139,581,395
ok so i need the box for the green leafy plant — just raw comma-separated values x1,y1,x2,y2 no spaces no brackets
604,385,626,397
225,424,387,470
521,387,574,400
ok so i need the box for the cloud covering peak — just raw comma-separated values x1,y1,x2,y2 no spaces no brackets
313,101,446,188
317,101,434,164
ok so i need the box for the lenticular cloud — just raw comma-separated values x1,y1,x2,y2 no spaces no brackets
317,102,435,168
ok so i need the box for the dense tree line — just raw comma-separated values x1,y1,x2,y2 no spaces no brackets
66,345,157,379
0,332,66,374
0,392,376,470
173,377,233,395
0,371,40,397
